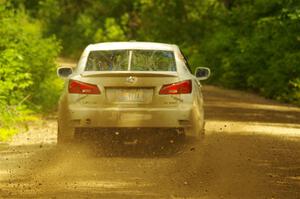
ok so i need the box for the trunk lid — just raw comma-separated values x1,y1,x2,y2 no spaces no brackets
78,71,180,107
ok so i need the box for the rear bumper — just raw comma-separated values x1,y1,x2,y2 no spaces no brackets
67,106,193,128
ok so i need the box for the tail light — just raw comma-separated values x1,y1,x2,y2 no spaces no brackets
159,80,192,95
68,80,100,94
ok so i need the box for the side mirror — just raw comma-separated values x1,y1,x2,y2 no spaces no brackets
194,67,210,80
57,67,73,78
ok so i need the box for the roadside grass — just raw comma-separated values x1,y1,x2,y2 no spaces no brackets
0,106,39,142
0,128,17,142
0,57,67,142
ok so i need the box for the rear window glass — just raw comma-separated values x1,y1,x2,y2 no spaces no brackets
85,50,176,71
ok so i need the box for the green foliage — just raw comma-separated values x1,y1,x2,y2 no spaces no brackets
197,0,300,105
0,128,16,141
0,2,61,140
21,0,298,106
35,0,129,57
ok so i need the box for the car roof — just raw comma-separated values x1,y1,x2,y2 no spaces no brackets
87,42,177,51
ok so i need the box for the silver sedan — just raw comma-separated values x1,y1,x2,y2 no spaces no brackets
57,42,210,145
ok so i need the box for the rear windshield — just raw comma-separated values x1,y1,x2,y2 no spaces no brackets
85,50,176,71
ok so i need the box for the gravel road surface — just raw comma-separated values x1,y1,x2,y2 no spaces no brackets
0,86,300,199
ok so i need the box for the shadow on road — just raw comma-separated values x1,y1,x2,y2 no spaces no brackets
203,86,300,124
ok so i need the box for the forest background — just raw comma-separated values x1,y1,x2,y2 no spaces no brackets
1,0,299,140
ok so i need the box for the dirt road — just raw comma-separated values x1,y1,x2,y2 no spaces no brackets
1,86,300,199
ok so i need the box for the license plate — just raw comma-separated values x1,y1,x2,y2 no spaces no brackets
117,89,144,102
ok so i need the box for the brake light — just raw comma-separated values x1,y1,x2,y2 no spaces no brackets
68,80,100,94
159,80,192,95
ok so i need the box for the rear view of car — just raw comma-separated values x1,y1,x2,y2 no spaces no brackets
57,42,210,145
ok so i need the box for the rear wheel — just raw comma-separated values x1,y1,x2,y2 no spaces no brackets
198,121,205,140
184,120,205,139
57,121,75,145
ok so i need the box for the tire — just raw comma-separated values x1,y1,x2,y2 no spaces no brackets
57,121,75,146
57,97,75,146
198,121,205,140
184,121,205,140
